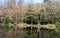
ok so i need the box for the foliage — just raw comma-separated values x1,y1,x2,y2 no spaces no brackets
55,19,60,35
23,6,60,24
23,11,38,24
0,16,13,31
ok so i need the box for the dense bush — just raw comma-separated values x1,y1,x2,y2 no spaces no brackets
46,7,60,24
0,16,13,31
23,12,38,24
23,8,60,25
55,19,60,35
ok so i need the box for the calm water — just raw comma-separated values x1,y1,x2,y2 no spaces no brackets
0,27,60,38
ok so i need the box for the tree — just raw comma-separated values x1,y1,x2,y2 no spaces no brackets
18,0,24,5
44,0,49,3
7,0,16,6
44,0,59,4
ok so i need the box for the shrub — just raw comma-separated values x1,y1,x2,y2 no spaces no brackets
23,8,60,25
55,19,60,35
23,11,52,25
0,16,13,31
23,11,54,25
23,12,38,24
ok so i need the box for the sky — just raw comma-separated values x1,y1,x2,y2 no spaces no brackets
0,0,43,5
24,0,43,4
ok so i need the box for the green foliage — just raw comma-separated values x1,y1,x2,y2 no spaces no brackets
23,10,49,24
0,17,13,31
23,9,60,25
55,19,60,35
23,12,38,24
4,17,13,31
